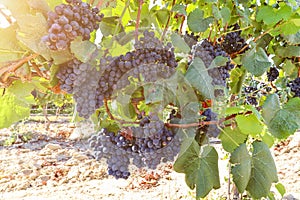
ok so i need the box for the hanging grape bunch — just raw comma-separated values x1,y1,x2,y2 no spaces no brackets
88,114,183,179
220,23,248,55
191,39,234,87
183,31,199,49
288,77,300,97
41,0,104,50
95,30,177,108
267,67,279,82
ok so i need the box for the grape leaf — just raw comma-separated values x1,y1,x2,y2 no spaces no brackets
236,114,264,137
70,37,98,63
0,81,35,129
187,8,213,33
174,141,220,198
219,127,247,153
172,4,187,16
275,183,286,197
230,143,251,193
275,46,300,58
262,94,281,125
268,98,300,139
185,58,214,99
246,141,278,199
171,33,190,53
229,67,246,94
0,25,25,63
283,59,297,76
284,31,300,45
220,7,231,25
242,47,271,76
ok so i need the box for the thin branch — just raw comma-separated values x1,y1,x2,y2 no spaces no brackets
179,15,185,34
96,0,104,8
135,0,143,43
104,99,114,120
161,0,176,41
0,53,39,84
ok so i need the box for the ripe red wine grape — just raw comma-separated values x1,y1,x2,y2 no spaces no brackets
288,77,300,97
267,67,279,82
42,0,103,50
199,109,220,138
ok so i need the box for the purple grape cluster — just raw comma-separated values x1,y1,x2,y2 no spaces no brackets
89,114,183,179
220,24,248,55
288,77,300,97
96,30,177,107
243,86,258,106
191,39,234,87
42,0,103,50
267,67,279,82
199,109,220,138
56,59,100,118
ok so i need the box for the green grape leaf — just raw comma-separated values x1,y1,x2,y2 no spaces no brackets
275,46,300,58
155,8,170,25
262,94,281,125
236,114,264,137
185,58,214,99
275,183,286,197
172,4,187,16
174,141,220,198
219,127,247,153
27,0,51,14
70,37,98,63
230,143,251,193
242,47,271,76
246,141,278,199
256,34,273,49
229,67,246,94
283,59,297,76
208,56,228,69
0,25,25,63
220,7,231,25
187,8,213,33
284,31,300,45
212,5,221,20
268,98,300,139
171,33,191,53
256,6,278,25
0,81,35,129
181,102,200,123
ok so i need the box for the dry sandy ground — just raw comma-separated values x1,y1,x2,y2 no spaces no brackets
0,120,299,200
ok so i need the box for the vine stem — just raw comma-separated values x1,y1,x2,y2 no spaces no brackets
104,99,115,120
298,57,300,77
96,0,104,9
161,0,176,41
0,53,39,84
135,0,143,43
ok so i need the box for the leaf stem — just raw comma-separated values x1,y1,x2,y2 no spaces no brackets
104,99,115,120
161,0,176,41
135,0,143,43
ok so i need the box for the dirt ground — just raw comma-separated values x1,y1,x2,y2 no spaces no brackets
0,119,299,200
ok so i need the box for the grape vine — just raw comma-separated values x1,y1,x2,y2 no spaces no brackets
0,0,300,199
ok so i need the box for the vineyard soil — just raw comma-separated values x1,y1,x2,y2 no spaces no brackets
0,120,299,200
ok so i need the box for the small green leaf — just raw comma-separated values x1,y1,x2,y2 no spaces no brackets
182,102,200,124
219,127,247,153
208,56,228,69
187,8,213,33
246,141,278,199
236,114,264,137
242,47,271,76
275,46,300,58
275,183,286,197
229,67,246,94
268,98,300,139
174,141,220,198
185,58,214,99
262,94,281,125
283,59,297,76
230,143,251,193
171,33,191,53
172,4,187,16
220,7,231,25
70,37,98,63
155,9,170,25
284,31,300,45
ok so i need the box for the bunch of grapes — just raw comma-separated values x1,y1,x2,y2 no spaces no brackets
89,114,182,179
96,30,177,107
288,77,300,97
220,24,248,55
57,59,100,118
243,86,258,106
267,67,279,82
41,0,103,50
191,39,234,87
199,109,220,138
